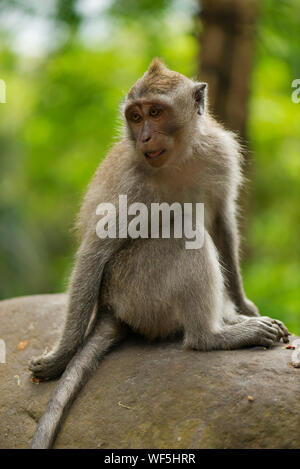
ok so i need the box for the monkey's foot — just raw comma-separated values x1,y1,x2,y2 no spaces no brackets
29,353,68,380
259,316,290,343
184,315,289,351
246,316,289,347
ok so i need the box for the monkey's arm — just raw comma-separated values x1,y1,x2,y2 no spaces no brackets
29,234,123,379
213,206,259,317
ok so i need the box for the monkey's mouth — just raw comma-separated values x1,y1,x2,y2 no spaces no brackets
144,149,166,160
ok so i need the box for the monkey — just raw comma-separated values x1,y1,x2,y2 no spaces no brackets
28,58,290,448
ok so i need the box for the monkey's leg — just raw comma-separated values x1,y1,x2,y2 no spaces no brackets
30,313,125,449
182,234,289,350
185,315,288,351
182,281,288,350
29,237,118,380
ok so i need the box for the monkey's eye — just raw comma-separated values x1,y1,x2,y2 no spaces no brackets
149,108,161,118
131,112,142,122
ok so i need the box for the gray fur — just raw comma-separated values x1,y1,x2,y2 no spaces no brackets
29,60,289,449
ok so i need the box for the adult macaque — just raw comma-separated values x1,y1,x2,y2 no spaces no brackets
29,59,289,448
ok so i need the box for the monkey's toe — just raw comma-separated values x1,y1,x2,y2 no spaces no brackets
272,319,290,343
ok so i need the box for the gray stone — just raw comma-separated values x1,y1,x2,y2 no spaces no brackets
0,294,299,449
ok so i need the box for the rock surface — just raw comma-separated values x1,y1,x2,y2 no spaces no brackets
0,294,299,449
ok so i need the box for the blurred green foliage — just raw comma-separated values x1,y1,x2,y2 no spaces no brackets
0,0,197,298
0,0,299,334
245,0,300,334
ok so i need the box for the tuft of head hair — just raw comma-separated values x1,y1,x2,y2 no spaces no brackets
127,58,186,99
147,57,166,74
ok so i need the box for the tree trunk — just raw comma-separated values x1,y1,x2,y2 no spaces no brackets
198,0,258,140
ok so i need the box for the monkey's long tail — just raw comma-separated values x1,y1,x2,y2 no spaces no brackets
30,314,125,449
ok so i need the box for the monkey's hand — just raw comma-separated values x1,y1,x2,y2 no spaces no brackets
238,298,260,317
29,352,69,380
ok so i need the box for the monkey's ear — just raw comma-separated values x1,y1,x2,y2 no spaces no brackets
193,82,207,115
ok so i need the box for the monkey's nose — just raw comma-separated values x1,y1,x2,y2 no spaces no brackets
142,135,151,143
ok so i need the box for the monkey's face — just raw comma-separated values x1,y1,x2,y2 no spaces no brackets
125,99,181,168
123,60,208,169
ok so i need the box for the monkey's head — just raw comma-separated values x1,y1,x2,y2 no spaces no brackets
123,58,207,168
